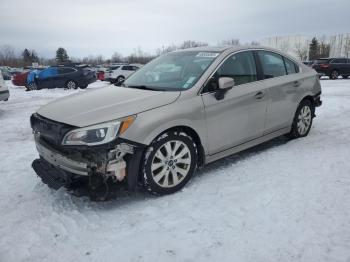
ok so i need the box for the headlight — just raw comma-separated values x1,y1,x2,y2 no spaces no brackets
62,115,135,146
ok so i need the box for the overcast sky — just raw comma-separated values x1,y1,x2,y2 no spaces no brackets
1,0,349,58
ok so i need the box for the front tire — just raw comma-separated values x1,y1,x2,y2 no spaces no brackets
287,100,314,139
142,131,197,195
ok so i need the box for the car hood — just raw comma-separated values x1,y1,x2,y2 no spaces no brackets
37,86,181,127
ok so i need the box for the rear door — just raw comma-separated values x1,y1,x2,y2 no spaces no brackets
256,50,299,133
54,67,77,87
345,59,350,75
121,65,135,78
202,51,268,154
330,58,347,75
38,68,57,89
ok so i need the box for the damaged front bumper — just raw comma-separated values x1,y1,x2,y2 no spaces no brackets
32,134,145,192
35,137,90,176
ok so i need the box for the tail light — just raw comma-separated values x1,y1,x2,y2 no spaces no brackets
320,64,330,68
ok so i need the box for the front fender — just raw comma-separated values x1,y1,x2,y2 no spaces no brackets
120,94,208,151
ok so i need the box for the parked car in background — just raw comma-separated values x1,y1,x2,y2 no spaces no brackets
26,65,96,90
0,70,10,101
10,68,23,75
302,61,314,67
312,58,350,79
105,64,141,83
12,71,29,86
97,70,105,81
31,46,322,198
0,67,12,80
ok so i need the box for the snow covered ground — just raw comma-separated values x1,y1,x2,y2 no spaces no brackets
0,79,350,262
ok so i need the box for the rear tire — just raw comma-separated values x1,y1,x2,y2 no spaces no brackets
66,80,77,89
142,131,197,195
287,100,314,139
342,75,349,79
116,76,125,84
27,82,38,91
330,70,339,80
79,85,88,89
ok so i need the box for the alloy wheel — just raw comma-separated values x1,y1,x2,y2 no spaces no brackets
297,105,312,135
151,140,192,188
67,81,76,89
331,70,339,79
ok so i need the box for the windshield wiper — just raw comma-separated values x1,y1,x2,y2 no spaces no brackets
126,85,164,91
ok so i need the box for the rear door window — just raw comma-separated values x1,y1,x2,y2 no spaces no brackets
58,67,76,74
122,66,133,71
284,58,298,74
257,51,286,79
40,68,58,78
331,58,347,63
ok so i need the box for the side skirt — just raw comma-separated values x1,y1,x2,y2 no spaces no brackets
205,127,291,164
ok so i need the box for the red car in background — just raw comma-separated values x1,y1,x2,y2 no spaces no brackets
12,71,29,86
97,70,104,81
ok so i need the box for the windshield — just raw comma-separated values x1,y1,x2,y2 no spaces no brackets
124,51,219,91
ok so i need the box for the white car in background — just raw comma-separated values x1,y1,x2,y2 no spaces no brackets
0,70,10,101
105,64,141,83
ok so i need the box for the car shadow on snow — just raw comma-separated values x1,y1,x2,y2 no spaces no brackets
197,135,290,176
45,135,292,208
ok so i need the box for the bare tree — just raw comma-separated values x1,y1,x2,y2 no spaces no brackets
294,41,308,61
343,35,350,58
156,44,177,56
111,52,123,63
179,40,208,50
126,47,155,64
0,45,17,66
220,38,240,46
277,39,290,53
250,41,260,46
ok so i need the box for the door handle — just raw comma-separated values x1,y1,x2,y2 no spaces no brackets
293,81,301,87
254,91,265,100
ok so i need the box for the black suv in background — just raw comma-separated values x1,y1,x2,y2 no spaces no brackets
28,64,97,90
312,58,350,79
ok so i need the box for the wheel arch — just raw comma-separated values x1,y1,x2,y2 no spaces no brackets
299,95,316,116
152,125,205,167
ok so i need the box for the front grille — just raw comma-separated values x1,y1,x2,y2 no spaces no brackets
30,113,75,146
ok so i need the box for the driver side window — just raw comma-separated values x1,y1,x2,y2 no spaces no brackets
204,51,257,93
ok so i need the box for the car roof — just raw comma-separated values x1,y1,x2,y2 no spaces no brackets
173,45,292,54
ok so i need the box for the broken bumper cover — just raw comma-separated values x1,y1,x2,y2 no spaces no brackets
32,136,145,191
32,158,80,190
35,137,90,176
313,91,322,107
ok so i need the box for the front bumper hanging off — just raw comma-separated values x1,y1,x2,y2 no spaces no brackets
32,135,145,193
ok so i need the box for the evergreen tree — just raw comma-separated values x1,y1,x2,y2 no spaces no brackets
30,50,39,63
55,47,69,63
22,48,31,63
309,37,319,60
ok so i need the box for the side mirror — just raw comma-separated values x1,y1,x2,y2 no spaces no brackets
215,77,234,100
218,77,235,90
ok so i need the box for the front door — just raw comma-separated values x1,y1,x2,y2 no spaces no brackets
202,51,268,155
